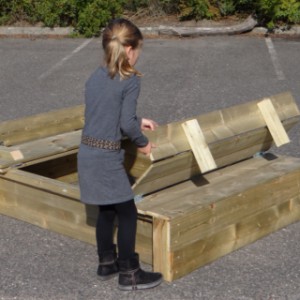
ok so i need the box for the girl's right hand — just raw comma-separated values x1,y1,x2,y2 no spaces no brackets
138,142,155,156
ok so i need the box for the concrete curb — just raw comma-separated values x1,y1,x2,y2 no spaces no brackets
0,17,300,38
0,26,74,38
251,25,300,36
157,15,257,37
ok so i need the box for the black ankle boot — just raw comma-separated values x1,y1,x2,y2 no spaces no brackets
118,253,163,291
97,245,119,281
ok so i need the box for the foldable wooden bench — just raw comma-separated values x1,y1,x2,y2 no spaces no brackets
1,92,300,282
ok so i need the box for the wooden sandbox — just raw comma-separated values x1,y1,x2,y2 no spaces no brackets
1,92,300,282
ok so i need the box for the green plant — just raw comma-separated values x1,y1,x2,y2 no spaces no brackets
0,0,299,35
233,0,255,11
277,0,300,24
0,0,10,25
232,0,300,28
124,0,149,11
158,0,181,14
218,0,236,16
76,0,125,37
34,0,82,27
255,0,281,28
0,0,36,25
179,0,213,20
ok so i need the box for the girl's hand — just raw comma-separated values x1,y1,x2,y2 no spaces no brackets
138,142,155,156
141,118,158,131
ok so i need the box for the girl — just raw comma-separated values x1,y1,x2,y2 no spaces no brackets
77,18,163,291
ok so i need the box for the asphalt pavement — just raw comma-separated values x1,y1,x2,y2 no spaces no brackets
1,32,300,300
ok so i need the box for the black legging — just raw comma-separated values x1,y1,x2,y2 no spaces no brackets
96,199,137,260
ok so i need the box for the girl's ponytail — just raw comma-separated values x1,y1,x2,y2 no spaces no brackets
102,19,143,79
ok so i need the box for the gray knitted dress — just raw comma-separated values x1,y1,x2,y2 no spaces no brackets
77,67,148,205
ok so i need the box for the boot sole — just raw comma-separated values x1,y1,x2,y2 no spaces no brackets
98,272,119,281
118,277,163,291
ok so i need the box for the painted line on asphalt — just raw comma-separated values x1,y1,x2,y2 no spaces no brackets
265,37,286,81
38,38,93,80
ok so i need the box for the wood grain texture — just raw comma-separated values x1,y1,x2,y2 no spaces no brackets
0,105,84,146
0,92,300,282
182,119,217,173
258,98,290,146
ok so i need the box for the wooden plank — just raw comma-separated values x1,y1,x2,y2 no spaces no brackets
0,131,81,173
257,98,290,147
55,173,78,184
153,218,172,282
170,196,300,281
0,179,93,243
0,173,154,265
181,119,217,173
147,92,299,162
135,217,153,265
169,163,300,250
133,118,297,195
133,151,197,196
0,105,84,146
137,155,300,219
0,169,80,199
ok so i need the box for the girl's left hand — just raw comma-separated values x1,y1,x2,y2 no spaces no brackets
138,142,155,156
141,118,158,131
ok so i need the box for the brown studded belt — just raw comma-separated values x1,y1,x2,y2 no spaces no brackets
81,135,121,150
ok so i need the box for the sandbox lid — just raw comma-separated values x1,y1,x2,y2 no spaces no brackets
128,91,300,195
0,105,84,173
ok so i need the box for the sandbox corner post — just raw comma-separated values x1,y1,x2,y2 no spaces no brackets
152,217,173,282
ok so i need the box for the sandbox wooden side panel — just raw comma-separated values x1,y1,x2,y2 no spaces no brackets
168,167,300,249
0,173,153,264
165,169,300,281
170,196,300,281
137,156,300,281
0,177,96,244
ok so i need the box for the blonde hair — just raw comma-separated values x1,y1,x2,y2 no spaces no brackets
102,19,143,79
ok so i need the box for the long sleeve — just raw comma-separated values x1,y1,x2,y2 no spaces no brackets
120,76,149,147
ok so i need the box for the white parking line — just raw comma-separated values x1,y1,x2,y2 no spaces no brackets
38,38,93,80
265,37,286,81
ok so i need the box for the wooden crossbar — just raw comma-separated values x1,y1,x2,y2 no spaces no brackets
181,119,217,173
257,98,290,147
